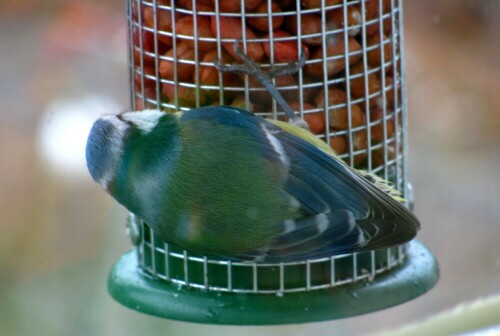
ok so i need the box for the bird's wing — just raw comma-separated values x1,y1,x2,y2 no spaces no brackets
180,106,419,261
256,122,420,260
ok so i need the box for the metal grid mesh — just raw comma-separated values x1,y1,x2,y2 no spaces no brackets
135,218,407,294
127,0,410,294
129,0,406,185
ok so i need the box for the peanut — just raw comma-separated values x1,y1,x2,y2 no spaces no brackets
176,0,215,11
143,5,183,46
366,33,392,70
301,0,342,9
217,0,264,12
133,27,168,66
326,5,362,37
247,1,284,32
198,50,235,85
134,66,157,90
360,0,392,36
285,14,322,46
162,82,211,107
377,75,397,110
175,15,215,52
329,135,347,154
315,88,366,131
159,43,196,81
370,107,395,143
262,30,308,63
305,37,361,77
288,102,325,134
210,16,264,61
348,61,382,108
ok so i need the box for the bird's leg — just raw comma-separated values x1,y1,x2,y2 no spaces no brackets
214,39,310,130
212,59,248,75
268,51,307,77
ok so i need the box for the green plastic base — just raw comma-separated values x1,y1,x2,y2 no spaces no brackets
108,240,438,325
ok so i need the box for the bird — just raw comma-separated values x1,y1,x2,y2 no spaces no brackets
86,106,420,262
86,39,419,262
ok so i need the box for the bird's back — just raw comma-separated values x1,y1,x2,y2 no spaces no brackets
155,108,300,256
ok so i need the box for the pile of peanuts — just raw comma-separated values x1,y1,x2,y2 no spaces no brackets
132,0,400,167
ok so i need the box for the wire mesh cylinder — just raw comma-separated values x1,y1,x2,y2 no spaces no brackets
129,0,407,187
131,215,408,294
127,0,410,292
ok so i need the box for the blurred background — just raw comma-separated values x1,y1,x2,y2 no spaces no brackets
0,0,498,335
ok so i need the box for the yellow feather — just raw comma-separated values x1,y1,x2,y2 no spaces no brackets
267,120,337,157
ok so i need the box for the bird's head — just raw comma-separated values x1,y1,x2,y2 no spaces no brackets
85,109,176,191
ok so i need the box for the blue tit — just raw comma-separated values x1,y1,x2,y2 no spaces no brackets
86,106,419,262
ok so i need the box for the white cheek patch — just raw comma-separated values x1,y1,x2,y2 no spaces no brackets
121,110,165,134
101,114,129,135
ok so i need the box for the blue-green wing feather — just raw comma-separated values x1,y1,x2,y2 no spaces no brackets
178,107,418,260
268,123,420,252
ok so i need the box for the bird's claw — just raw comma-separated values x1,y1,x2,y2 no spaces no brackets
215,39,310,129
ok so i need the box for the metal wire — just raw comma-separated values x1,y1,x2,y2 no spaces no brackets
129,0,406,179
136,220,407,294
128,0,410,294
